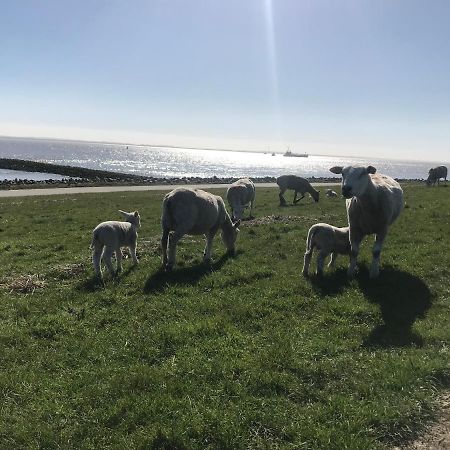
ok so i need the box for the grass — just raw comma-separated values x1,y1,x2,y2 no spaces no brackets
0,184,449,449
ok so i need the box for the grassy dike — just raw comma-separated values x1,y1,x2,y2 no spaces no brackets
0,184,449,449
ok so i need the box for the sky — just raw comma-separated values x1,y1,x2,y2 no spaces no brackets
1,0,449,161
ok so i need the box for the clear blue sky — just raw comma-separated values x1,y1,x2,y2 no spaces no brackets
1,0,449,161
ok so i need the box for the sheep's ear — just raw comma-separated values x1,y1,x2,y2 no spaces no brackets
330,166,343,174
366,166,376,174
134,211,139,217
234,219,241,229
118,210,127,217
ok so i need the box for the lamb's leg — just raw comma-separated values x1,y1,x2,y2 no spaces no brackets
370,229,386,279
203,230,216,262
103,247,115,276
167,230,184,271
130,243,138,265
92,243,103,277
328,252,338,267
115,247,123,273
316,251,326,276
302,249,313,276
249,200,254,218
161,227,169,267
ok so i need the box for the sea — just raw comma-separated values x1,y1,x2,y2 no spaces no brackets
0,136,445,181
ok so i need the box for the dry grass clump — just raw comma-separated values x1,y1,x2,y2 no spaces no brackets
0,274,46,294
54,263,85,279
247,215,303,226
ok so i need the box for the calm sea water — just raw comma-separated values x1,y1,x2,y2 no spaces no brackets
0,136,445,180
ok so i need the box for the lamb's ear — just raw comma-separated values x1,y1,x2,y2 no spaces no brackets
366,166,376,174
134,211,139,217
330,166,343,174
234,219,241,229
118,210,128,217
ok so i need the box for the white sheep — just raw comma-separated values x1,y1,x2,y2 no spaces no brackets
276,175,320,206
226,178,255,220
91,210,141,277
161,188,240,270
302,223,350,276
326,189,339,197
330,165,403,278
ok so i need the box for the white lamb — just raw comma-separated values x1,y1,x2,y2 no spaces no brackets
226,178,255,220
330,165,403,278
91,210,141,277
326,189,338,197
161,188,240,271
302,223,350,276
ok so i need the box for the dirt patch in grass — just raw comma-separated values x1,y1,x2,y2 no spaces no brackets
53,263,86,279
0,274,46,294
246,215,303,226
394,391,450,450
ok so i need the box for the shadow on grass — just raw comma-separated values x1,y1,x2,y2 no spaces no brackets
77,264,137,292
144,252,236,294
358,265,433,348
309,267,350,296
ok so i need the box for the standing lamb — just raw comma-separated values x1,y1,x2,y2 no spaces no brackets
226,178,255,220
326,189,339,198
161,188,240,271
91,210,141,277
302,223,350,277
329,165,403,279
426,166,447,186
276,175,320,206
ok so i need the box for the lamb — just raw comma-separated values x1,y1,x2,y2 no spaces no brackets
302,223,350,277
329,165,403,278
326,189,339,197
91,210,141,277
426,165,447,186
276,175,319,206
226,178,255,220
161,188,240,271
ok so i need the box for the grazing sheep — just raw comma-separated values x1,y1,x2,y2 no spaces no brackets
426,165,447,186
276,175,320,206
302,223,350,276
91,210,141,277
329,165,403,279
326,189,339,198
161,188,240,271
226,178,255,220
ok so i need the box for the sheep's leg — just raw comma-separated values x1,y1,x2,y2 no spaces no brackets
203,230,216,262
348,237,361,278
279,188,287,206
167,230,184,270
302,249,313,276
103,247,115,276
92,243,103,277
249,200,254,218
370,230,386,279
161,227,169,267
316,251,327,276
293,192,305,204
115,247,123,273
328,252,338,267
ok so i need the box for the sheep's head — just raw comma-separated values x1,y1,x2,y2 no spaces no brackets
231,204,246,221
119,210,141,227
221,219,240,255
329,165,376,199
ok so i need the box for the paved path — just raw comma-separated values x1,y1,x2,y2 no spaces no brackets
0,182,339,198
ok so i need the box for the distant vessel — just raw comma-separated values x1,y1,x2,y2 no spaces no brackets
283,149,308,158
271,152,276,156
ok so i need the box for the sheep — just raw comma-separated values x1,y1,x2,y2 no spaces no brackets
326,189,339,197
426,165,447,186
302,223,350,277
226,178,255,220
161,188,240,271
91,210,141,277
329,165,403,279
276,175,320,206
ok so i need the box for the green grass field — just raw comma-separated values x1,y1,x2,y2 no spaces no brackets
0,184,449,449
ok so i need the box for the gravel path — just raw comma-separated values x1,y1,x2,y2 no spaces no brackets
0,182,338,197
